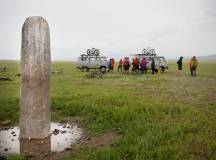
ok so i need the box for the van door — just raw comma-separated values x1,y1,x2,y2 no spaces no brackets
145,57,151,69
155,57,160,68
100,57,108,67
88,57,97,68
80,56,87,67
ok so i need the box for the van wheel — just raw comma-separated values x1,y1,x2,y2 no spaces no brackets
160,67,165,73
82,66,89,72
100,66,106,73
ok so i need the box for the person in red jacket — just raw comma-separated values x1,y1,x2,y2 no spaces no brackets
134,56,140,72
123,57,130,74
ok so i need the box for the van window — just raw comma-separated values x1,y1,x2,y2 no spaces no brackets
146,57,154,61
160,57,165,61
101,57,107,61
139,55,144,59
155,57,160,61
145,57,150,61
81,56,87,61
96,57,100,61
89,57,96,61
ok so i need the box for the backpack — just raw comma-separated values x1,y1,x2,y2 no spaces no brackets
192,59,198,68
134,58,139,65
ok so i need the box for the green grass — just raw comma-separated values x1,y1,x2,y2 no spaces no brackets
0,60,216,160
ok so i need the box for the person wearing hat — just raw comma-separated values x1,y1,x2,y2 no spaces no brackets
177,56,183,72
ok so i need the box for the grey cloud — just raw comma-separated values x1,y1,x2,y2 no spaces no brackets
204,0,216,19
0,0,215,60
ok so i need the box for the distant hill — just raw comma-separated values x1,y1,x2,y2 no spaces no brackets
168,55,216,62
198,55,216,61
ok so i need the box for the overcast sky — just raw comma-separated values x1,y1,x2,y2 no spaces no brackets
0,0,215,60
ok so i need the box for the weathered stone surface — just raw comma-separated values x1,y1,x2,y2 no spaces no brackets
20,16,51,139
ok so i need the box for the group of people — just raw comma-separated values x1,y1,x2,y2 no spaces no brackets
130,57,156,74
108,57,131,74
109,57,158,75
108,56,199,76
177,56,199,76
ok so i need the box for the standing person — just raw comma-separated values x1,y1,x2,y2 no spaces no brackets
123,57,127,74
177,56,183,72
112,58,115,71
118,59,123,72
140,58,147,74
151,58,156,75
190,56,198,76
123,57,130,74
134,56,140,73
108,59,113,72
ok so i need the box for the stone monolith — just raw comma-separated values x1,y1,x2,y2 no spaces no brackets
20,16,51,139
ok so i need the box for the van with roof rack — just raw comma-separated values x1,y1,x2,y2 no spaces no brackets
77,48,109,72
133,48,168,72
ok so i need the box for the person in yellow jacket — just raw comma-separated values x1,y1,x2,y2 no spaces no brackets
189,56,198,76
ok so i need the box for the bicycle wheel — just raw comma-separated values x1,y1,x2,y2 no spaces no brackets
142,49,147,54
149,49,155,55
87,49,91,55
94,49,100,56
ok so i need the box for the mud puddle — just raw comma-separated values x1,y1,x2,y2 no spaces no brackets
0,123,82,156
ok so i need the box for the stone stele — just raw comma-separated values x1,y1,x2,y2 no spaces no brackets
20,16,51,139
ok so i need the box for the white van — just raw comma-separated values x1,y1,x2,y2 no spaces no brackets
155,56,168,72
77,55,109,72
135,54,168,72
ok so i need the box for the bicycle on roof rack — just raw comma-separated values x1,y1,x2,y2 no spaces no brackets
76,48,109,72
132,47,168,73
142,47,156,56
87,48,100,56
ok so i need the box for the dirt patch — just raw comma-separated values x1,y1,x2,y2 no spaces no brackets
81,132,118,148
43,132,119,160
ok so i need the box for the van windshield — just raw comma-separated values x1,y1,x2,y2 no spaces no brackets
155,57,165,61
101,57,107,61
80,56,87,61
89,57,96,61
159,57,165,61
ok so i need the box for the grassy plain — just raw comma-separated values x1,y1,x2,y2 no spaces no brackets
0,60,216,160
